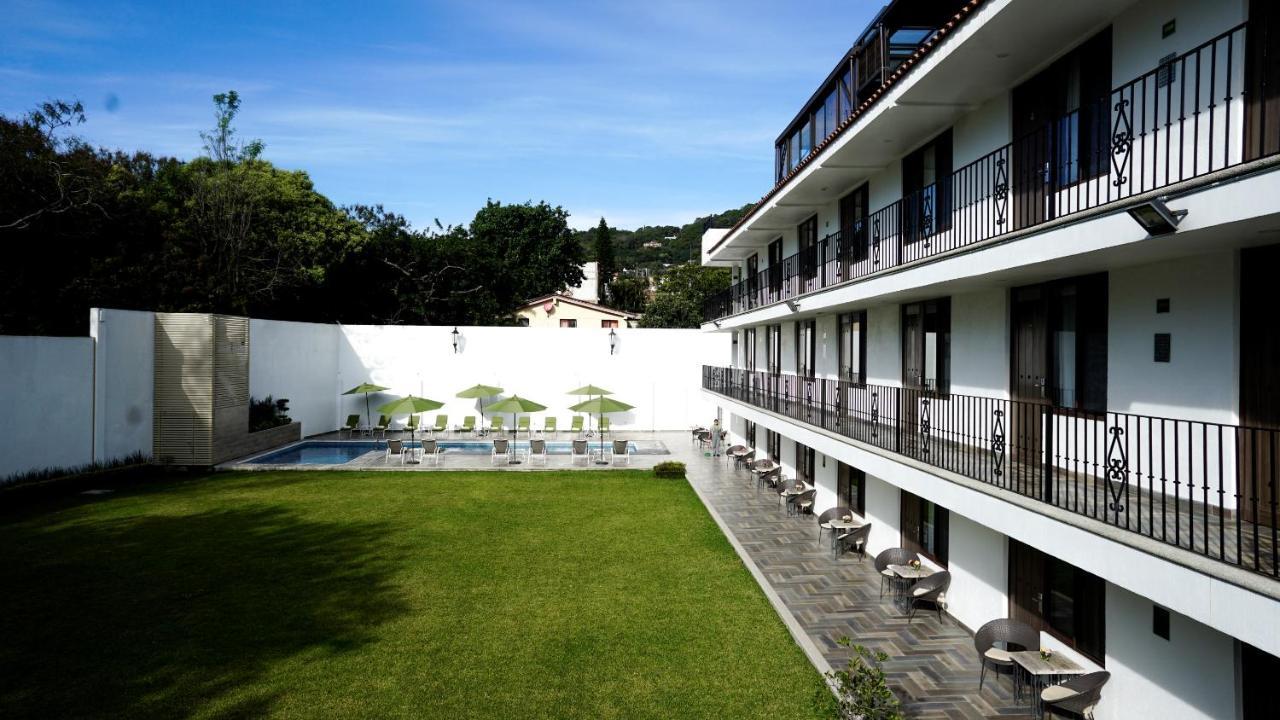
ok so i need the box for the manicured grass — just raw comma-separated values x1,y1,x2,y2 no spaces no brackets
0,470,833,719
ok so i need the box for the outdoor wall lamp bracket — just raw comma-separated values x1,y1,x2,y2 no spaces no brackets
609,327,618,355
451,327,461,353
1126,198,1187,235
785,299,801,312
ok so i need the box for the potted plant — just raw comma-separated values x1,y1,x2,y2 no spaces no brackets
826,638,904,720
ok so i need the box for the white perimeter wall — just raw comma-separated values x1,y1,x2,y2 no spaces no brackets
0,336,94,479
90,308,154,465
247,322,731,435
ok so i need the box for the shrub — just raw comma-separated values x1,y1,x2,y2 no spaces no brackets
826,638,903,720
652,461,686,478
249,395,292,432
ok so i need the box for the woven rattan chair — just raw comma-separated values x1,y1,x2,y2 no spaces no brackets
1042,671,1110,719
816,506,854,544
791,489,816,516
874,547,917,600
907,570,951,623
837,523,872,561
975,618,1038,693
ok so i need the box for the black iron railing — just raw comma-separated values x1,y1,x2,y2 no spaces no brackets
703,365,1280,579
708,24,1262,322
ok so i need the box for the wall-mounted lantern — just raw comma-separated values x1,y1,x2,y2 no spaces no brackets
609,327,618,355
451,327,461,354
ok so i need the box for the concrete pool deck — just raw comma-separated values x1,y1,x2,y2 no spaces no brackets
219,430,696,472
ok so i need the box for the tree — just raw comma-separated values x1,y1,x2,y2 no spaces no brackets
608,275,649,314
468,200,586,320
592,216,615,301
639,262,730,328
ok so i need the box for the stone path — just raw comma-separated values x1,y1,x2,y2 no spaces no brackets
681,444,1031,719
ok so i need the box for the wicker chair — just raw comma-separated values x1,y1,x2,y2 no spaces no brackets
974,618,1038,693
816,506,854,544
790,489,816,516
907,570,952,623
1041,671,1110,719
777,479,802,509
836,523,872,561
874,548,917,599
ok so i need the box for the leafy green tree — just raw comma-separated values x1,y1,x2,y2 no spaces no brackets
639,262,730,328
468,200,586,320
592,217,615,301
608,275,649,314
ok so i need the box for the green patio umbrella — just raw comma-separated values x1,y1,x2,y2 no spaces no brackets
567,385,613,436
377,395,445,447
457,384,504,432
343,382,390,430
485,395,547,464
569,396,635,465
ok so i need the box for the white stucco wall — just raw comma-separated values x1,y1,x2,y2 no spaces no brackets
863,472,902,558
946,512,1009,632
278,324,731,433
90,308,154,465
1100,582,1238,720
0,336,94,480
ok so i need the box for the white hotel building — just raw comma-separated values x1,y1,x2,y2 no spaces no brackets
699,0,1280,717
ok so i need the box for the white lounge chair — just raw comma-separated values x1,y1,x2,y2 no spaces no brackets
491,438,511,465
528,438,548,466
610,439,632,466
421,438,442,466
385,438,407,464
571,439,590,466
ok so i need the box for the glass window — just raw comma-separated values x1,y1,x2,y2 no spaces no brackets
823,91,838,140
790,131,801,168
517,317,530,327
1009,539,1106,663
799,120,812,159
902,298,950,394
795,320,816,378
839,311,867,384
900,489,948,565
838,462,866,514
601,319,618,328
559,319,577,328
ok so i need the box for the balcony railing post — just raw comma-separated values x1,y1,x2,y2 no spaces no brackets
1041,404,1055,503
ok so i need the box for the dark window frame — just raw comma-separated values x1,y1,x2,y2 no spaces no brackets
798,443,816,484
902,129,953,243
1011,273,1108,413
766,324,783,374
900,488,949,566
837,462,866,515
795,319,817,378
902,297,951,395
838,310,868,385
1009,538,1106,664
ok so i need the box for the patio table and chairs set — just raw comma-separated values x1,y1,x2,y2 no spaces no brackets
713,443,1111,719
338,382,636,467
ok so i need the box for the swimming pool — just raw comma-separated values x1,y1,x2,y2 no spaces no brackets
248,440,642,465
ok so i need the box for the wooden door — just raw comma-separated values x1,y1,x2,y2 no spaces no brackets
1011,285,1049,495
1240,245,1279,527
1012,81,1054,230
1247,0,1280,160
1008,539,1046,631
746,254,759,308
839,183,870,271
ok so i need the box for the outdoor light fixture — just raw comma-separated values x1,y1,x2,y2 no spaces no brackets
609,327,618,355
1126,198,1187,235
451,326,460,353
786,299,801,312
713,320,722,328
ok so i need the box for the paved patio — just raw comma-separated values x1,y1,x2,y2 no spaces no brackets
679,443,1031,719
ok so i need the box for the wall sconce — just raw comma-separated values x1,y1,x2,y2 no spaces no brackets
785,299,801,312
609,327,618,355
1126,198,1187,235
451,327,461,353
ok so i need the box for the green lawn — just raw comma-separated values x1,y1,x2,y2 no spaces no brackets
0,470,832,719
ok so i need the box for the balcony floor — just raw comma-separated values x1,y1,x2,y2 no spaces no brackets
684,448,1032,719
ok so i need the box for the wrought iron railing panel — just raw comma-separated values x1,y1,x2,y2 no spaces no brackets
705,25,1259,323
702,364,1280,580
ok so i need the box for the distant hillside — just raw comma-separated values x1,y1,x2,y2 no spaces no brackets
577,203,754,274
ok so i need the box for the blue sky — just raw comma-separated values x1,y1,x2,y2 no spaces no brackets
0,0,877,231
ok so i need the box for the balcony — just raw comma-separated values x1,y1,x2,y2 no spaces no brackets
702,365,1280,580
710,24,1266,322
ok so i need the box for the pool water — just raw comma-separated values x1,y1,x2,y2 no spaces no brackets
249,440,640,465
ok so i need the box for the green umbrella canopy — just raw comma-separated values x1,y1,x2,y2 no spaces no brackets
456,384,504,399
377,395,445,416
569,396,634,414
486,395,548,414
567,384,613,397
343,383,391,430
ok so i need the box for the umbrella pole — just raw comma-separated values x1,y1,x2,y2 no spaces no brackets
595,412,608,465
365,394,371,436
